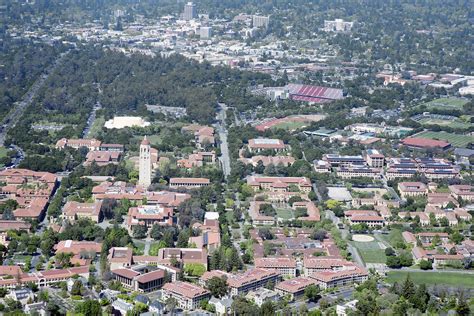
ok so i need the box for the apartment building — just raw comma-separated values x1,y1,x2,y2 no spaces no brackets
309,267,368,289
303,258,357,277
254,257,297,277
275,277,318,301
162,281,210,310
227,268,281,297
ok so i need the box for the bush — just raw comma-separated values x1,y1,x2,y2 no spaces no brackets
419,260,433,270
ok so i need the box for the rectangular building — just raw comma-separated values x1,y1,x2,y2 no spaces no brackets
162,281,210,310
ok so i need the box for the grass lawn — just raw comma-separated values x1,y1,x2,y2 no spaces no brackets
415,131,473,148
422,97,468,110
276,208,294,220
87,116,105,138
386,271,474,288
379,229,404,249
0,147,8,168
351,238,387,264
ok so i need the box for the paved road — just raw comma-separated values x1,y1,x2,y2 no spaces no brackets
215,103,231,179
82,84,103,138
0,50,71,146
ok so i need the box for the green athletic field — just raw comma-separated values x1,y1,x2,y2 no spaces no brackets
416,131,473,148
351,238,387,264
422,97,468,110
386,271,474,288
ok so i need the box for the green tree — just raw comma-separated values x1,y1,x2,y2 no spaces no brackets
419,260,432,270
75,299,101,316
260,301,275,316
304,285,320,302
207,276,228,298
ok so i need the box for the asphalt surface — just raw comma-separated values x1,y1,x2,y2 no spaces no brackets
215,103,231,179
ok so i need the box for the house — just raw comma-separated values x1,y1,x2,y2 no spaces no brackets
169,178,210,189
24,302,47,316
336,300,358,316
62,201,103,223
245,288,279,307
275,277,318,301
112,299,134,315
6,288,34,304
209,297,233,316
398,182,428,198
162,281,210,310
149,300,165,314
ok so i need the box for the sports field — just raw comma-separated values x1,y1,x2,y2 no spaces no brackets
417,117,471,130
422,97,468,110
416,131,473,148
351,238,387,264
386,271,474,288
271,121,308,131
